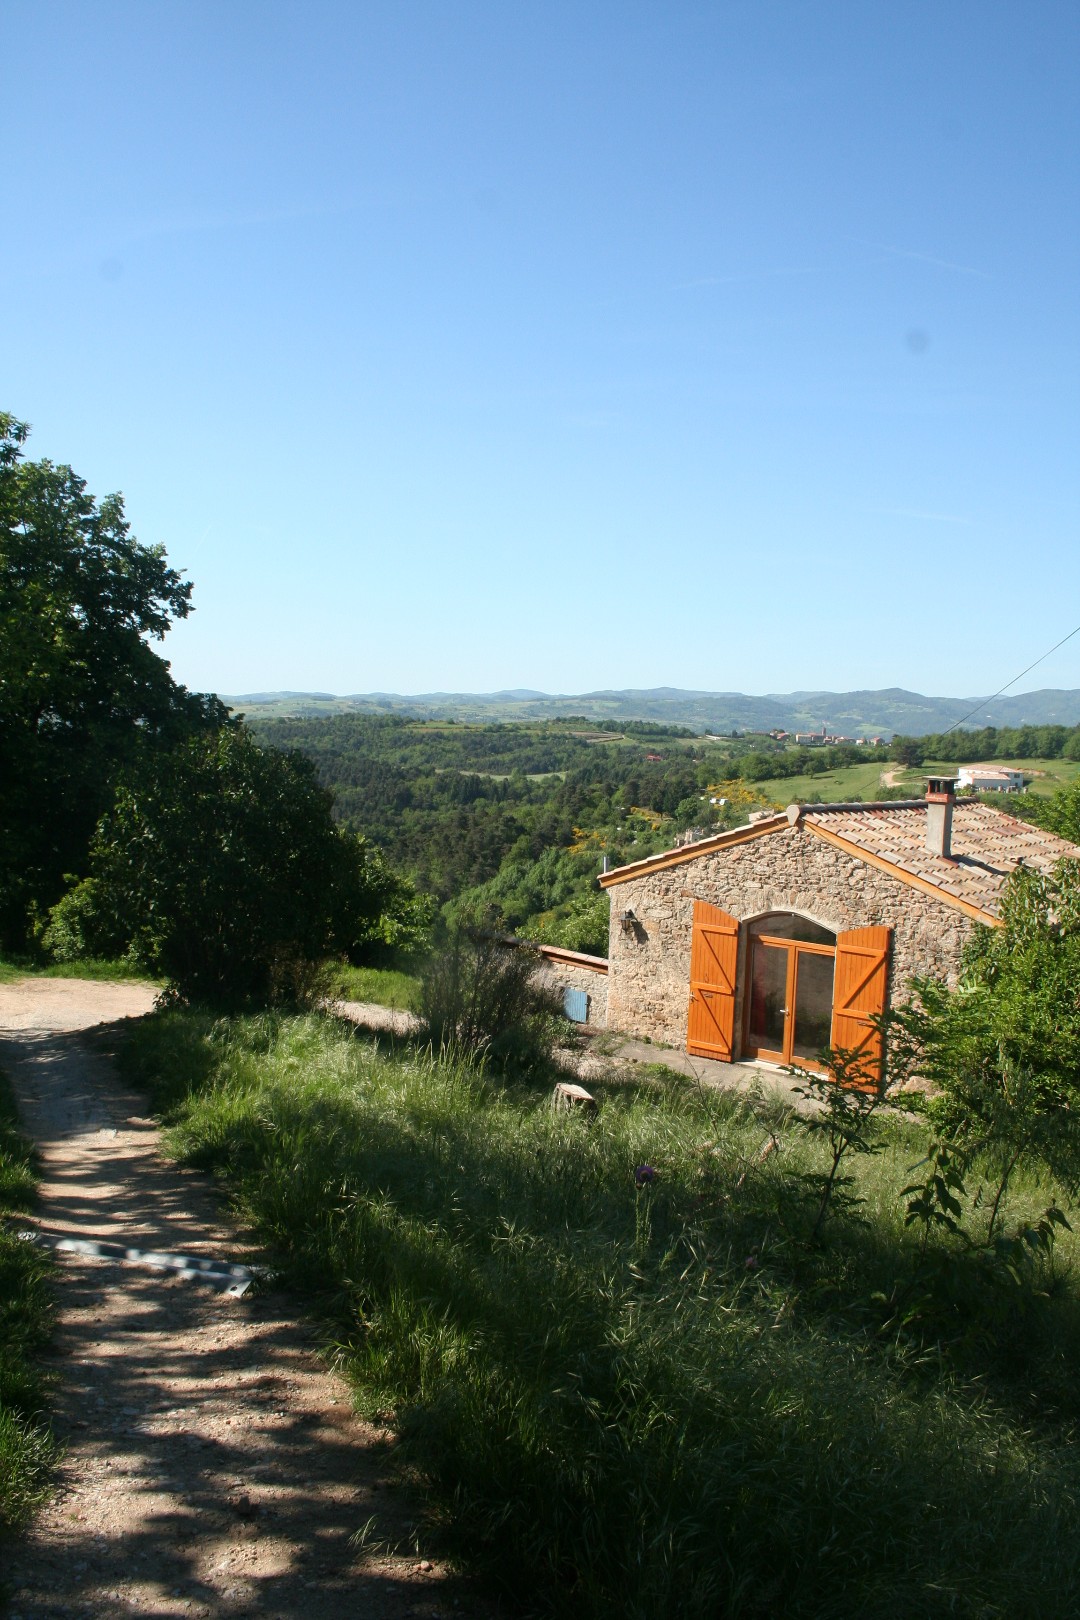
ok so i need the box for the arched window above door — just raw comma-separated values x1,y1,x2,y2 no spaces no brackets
747,912,836,946
745,912,837,1066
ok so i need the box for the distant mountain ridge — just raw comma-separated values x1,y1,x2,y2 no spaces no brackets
224,686,1080,736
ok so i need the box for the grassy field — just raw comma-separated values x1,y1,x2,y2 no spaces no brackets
748,760,887,805
750,755,1080,807
920,757,1080,797
120,1010,1080,1618
0,957,157,986
0,1072,56,1537
324,962,421,1010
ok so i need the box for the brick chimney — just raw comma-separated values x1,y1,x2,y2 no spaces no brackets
925,777,956,859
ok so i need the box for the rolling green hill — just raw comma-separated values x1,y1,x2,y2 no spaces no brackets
227,685,1080,736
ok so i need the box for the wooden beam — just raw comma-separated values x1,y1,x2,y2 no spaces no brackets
537,946,609,975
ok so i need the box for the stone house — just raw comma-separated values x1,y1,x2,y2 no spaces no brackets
595,780,1080,1081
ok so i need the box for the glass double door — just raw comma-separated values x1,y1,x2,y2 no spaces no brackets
746,935,835,1067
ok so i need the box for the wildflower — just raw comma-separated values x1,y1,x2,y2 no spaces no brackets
634,1164,657,1187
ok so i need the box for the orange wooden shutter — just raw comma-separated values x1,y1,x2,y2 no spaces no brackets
687,901,739,1060
830,926,892,1084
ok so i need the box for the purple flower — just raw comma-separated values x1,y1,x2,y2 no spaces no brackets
634,1164,657,1187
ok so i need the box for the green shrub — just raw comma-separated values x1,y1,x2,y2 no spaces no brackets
91,726,412,1006
889,859,1080,1238
523,885,610,957
418,928,565,1076
39,876,128,964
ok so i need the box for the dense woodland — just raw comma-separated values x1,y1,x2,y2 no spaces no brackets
888,723,1080,764
249,713,1080,958
247,714,779,953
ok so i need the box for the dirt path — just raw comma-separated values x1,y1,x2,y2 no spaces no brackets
331,1000,423,1039
0,979,479,1620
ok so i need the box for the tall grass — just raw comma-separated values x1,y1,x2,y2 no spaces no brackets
417,930,565,1074
0,955,155,984
122,1012,1080,1618
325,962,421,1010
0,1072,56,1535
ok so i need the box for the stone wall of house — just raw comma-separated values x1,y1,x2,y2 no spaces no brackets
536,950,609,1027
605,823,979,1050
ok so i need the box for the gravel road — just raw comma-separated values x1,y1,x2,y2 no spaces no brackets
0,978,480,1620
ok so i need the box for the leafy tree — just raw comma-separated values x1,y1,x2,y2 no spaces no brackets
888,860,1080,1237
888,736,924,767
1026,778,1080,845
0,412,224,946
87,726,419,1004
526,886,611,956
38,876,128,964
788,1045,898,1241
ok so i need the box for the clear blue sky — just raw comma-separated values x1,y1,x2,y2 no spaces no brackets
4,2,1078,700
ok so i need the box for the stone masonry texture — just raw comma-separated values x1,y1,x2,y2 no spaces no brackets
537,958,609,1027
605,823,978,1051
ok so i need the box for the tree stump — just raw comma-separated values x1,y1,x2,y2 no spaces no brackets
551,1081,598,1115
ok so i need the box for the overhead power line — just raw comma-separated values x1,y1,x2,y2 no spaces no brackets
940,619,1080,737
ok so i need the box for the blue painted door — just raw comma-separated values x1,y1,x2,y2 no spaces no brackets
563,987,589,1023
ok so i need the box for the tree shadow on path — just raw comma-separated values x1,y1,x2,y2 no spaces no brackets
0,1007,502,1620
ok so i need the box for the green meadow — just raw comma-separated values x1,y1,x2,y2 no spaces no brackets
749,760,888,806
0,958,157,986
751,755,1080,808
120,1009,1080,1619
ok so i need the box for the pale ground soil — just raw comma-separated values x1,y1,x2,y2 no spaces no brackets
0,979,499,1620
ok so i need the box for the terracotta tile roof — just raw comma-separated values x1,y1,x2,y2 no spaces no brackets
599,800,1080,920
801,801,1080,918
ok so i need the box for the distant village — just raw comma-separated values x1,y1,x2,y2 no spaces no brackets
782,725,888,748
705,725,890,748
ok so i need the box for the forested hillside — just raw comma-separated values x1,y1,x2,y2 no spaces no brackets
250,716,889,954
229,685,1080,734
252,713,1080,958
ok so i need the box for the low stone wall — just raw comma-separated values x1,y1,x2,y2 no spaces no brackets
604,822,978,1051
535,946,608,1028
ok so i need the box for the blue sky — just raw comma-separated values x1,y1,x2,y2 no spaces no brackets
3,2,1078,699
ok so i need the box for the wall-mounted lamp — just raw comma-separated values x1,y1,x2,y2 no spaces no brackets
620,908,637,935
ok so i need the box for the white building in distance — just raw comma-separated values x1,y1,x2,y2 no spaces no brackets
956,766,1025,794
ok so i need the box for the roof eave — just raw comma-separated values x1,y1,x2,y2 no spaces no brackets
598,814,791,888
